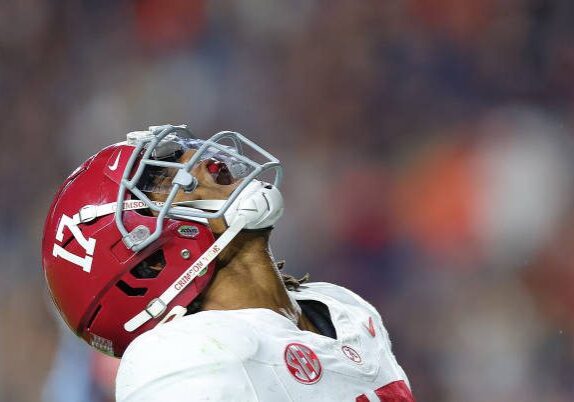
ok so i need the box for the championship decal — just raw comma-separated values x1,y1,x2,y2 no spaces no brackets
341,345,362,364
177,225,200,238
284,343,322,384
90,334,114,356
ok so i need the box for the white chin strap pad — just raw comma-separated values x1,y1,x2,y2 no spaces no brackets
184,180,284,230
224,181,284,229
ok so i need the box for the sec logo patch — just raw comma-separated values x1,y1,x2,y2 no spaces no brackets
284,343,322,384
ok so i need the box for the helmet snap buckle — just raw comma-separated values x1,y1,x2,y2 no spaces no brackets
123,225,151,250
173,170,198,192
78,205,98,223
145,298,167,319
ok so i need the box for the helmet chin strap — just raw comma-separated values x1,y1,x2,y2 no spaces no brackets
123,181,283,333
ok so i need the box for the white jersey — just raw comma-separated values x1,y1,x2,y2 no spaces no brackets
116,282,414,402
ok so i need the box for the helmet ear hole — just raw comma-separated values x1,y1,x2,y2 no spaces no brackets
116,280,148,296
130,249,166,279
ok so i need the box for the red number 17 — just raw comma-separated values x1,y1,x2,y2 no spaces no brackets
356,380,415,402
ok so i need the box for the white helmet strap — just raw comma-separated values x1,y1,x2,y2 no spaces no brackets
74,200,208,225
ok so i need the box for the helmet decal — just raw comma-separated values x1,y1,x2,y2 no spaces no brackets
52,213,97,273
107,150,122,171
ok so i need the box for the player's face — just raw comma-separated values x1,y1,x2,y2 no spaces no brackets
146,149,242,233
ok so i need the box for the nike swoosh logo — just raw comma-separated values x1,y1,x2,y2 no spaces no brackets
108,151,122,171
364,316,376,337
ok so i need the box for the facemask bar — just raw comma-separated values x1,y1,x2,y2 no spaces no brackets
115,124,283,252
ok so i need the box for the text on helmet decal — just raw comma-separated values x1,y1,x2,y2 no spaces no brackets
52,213,96,273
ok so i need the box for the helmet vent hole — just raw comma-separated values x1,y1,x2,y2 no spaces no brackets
116,280,148,296
130,249,166,279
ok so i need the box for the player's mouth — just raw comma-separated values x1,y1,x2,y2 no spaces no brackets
207,160,234,185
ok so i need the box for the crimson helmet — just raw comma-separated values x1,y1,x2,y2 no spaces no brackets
42,125,284,357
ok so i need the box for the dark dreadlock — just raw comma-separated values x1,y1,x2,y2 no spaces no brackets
276,260,310,291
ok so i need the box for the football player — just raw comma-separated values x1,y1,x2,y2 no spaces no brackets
42,125,415,401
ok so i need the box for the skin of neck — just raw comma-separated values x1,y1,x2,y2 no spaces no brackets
200,229,319,334
147,151,317,332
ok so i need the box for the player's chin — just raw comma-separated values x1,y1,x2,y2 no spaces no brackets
207,217,229,236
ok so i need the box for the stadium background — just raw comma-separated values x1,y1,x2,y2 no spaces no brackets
2,1,574,401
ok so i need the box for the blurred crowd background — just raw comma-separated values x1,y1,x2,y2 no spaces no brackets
2,1,574,401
